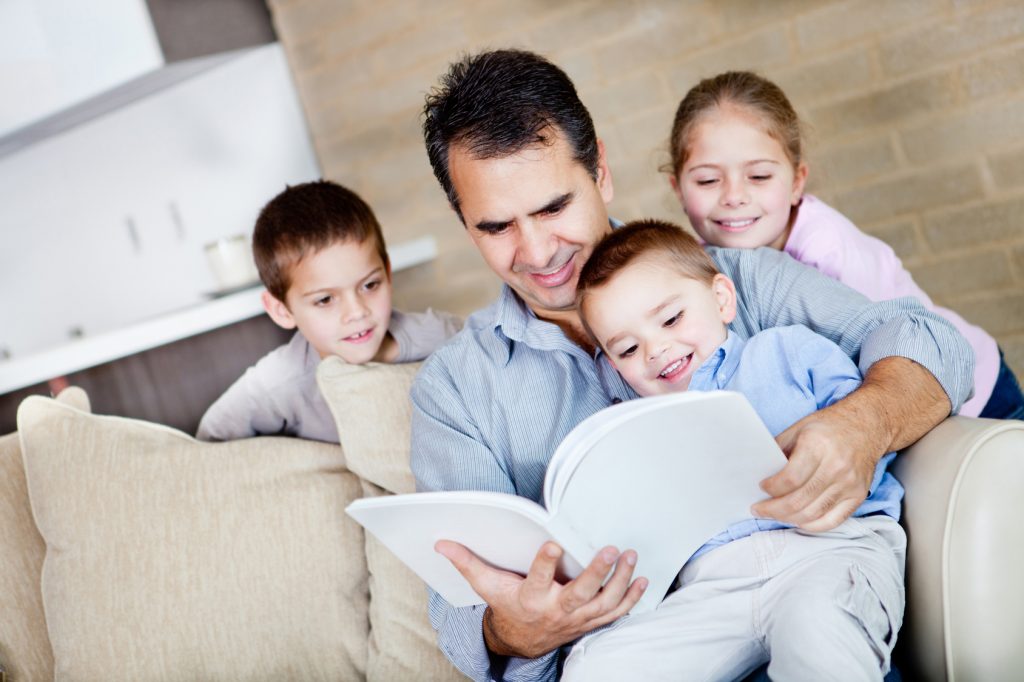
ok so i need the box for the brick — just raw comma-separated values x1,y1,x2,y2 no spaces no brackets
592,9,720,82
1003,335,1024,379
990,147,1024,189
771,49,874,106
962,42,1024,101
832,163,984,225
947,292,1024,336
860,219,922,262
901,97,1024,164
527,2,651,55
908,250,1014,298
795,0,941,54
924,196,1024,252
808,71,960,138
716,0,828,33
879,4,1024,77
607,104,677,168
811,135,900,188
665,27,793,96
584,71,668,125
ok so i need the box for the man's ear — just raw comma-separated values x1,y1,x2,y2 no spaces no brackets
595,138,615,204
712,274,738,325
262,290,297,330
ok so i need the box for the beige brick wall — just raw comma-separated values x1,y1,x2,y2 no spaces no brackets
268,0,1024,381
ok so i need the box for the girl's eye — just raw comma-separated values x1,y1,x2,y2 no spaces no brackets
750,174,772,182
619,345,638,359
695,178,718,186
664,312,681,327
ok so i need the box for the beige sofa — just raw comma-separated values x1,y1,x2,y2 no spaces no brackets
1,359,1022,681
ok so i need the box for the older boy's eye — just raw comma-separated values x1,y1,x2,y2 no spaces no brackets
314,295,332,306
364,279,381,291
619,345,638,359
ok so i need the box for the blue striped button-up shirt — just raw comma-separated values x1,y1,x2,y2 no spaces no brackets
410,246,973,682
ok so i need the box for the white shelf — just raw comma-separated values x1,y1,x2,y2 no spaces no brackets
0,236,437,394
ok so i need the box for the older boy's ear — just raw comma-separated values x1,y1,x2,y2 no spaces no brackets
262,290,297,330
712,274,738,324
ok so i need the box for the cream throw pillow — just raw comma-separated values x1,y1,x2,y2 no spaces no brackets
1,387,89,681
17,394,369,682
318,358,466,681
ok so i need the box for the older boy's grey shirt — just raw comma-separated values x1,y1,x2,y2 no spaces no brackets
196,308,461,443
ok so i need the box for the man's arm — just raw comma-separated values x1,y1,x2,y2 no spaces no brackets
713,247,973,530
410,367,645,681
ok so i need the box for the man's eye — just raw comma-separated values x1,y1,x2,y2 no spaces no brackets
542,203,567,216
477,223,510,236
664,312,681,327
619,345,638,359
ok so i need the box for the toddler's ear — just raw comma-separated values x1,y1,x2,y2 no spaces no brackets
262,290,298,330
712,274,738,325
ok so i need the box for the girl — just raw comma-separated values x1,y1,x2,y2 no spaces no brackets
666,70,1023,420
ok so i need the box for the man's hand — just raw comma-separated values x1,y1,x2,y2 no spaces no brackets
435,540,648,659
752,356,950,531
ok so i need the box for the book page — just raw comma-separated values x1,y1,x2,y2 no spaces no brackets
346,491,587,607
547,391,787,613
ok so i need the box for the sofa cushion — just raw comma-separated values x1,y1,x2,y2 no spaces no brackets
318,358,466,680
17,393,369,682
1,387,89,681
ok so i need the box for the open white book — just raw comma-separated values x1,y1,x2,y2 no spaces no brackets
346,390,787,614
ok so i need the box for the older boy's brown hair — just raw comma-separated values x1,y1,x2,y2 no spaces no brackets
252,180,389,303
577,219,719,335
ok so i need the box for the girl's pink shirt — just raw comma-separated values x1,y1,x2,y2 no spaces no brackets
784,195,998,417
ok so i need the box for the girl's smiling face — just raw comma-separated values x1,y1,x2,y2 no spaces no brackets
672,107,808,251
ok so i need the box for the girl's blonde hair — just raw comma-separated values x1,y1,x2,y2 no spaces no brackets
667,71,804,176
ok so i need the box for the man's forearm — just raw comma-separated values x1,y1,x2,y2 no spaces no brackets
849,356,951,453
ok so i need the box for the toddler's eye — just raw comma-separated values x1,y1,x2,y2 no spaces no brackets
619,345,638,359
664,312,681,327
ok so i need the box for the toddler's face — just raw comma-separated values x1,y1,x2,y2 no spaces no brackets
281,238,394,363
584,257,735,397
672,108,807,250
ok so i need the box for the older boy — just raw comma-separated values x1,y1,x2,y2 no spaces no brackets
570,219,904,680
197,180,460,442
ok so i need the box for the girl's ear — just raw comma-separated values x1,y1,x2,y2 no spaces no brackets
712,274,738,325
791,162,809,204
669,172,684,203
262,290,298,330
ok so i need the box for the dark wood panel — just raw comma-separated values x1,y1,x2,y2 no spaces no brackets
0,315,291,436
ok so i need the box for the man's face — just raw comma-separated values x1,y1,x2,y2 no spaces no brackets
448,130,614,319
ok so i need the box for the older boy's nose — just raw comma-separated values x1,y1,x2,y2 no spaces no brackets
340,296,369,322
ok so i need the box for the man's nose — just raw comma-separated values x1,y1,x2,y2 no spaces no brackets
518,223,556,269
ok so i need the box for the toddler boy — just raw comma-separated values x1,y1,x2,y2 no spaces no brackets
197,180,461,442
568,219,905,681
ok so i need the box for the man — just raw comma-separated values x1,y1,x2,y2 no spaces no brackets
411,49,972,682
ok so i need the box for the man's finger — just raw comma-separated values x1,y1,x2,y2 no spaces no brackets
520,541,562,599
435,539,511,600
755,454,823,516
559,546,619,613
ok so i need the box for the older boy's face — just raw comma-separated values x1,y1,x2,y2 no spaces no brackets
280,238,393,363
448,130,614,320
583,257,735,397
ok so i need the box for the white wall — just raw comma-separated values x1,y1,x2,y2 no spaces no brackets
0,44,320,358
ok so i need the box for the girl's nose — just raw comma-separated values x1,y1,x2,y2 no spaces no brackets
720,178,749,207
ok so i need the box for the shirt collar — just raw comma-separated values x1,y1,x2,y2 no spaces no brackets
688,329,745,391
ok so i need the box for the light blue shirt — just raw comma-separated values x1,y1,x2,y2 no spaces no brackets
683,327,902,559
410,246,973,682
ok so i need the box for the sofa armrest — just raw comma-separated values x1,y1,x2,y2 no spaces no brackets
892,416,1024,681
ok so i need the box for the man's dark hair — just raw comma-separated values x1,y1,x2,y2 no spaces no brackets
252,180,389,303
422,49,599,221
